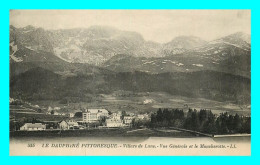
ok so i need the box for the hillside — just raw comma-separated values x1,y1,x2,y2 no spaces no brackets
10,67,250,104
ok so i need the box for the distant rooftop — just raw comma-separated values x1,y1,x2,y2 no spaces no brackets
84,109,108,113
23,123,45,128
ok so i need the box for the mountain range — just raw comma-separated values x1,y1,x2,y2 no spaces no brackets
9,25,251,105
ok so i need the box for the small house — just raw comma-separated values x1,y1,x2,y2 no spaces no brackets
59,120,79,130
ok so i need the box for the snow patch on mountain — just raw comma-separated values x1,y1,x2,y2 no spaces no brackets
22,30,34,33
192,64,203,67
143,61,154,65
176,63,184,66
25,46,35,51
10,54,23,62
10,42,23,62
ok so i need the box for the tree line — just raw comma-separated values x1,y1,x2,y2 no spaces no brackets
150,108,250,134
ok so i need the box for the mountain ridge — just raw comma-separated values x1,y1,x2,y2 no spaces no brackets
10,25,250,66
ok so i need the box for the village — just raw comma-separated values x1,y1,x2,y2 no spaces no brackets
10,98,251,136
18,108,151,131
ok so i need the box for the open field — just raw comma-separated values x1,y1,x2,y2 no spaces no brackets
25,91,250,116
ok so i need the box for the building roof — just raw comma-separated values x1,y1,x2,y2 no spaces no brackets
59,120,78,126
124,116,134,119
67,122,79,126
106,119,122,123
43,121,60,123
23,123,45,128
84,109,108,113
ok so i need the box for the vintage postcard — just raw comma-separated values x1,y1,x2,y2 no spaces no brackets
9,10,251,156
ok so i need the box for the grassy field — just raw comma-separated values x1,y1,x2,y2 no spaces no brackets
10,104,69,121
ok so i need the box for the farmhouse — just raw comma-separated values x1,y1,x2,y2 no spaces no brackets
59,120,79,130
20,123,46,131
82,109,109,123
59,120,69,130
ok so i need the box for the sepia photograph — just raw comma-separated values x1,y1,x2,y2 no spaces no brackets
9,10,251,156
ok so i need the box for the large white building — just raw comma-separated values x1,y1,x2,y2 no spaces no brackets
82,109,109,123
123,116,134,125
111,113,121,120
20,123,46,131
106,119,124,127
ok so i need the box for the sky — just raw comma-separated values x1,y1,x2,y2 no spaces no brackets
10,10,251,43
